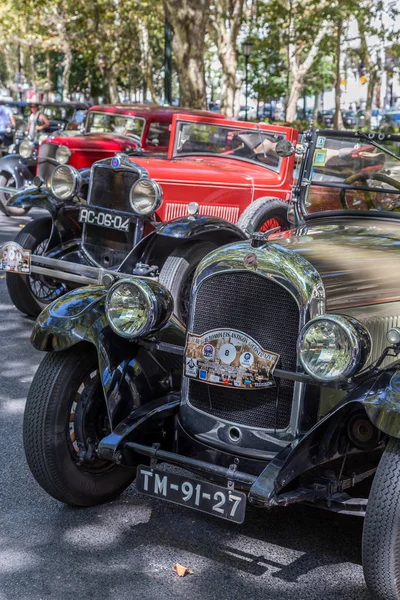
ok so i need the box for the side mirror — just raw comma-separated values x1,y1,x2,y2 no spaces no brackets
275,139,295,158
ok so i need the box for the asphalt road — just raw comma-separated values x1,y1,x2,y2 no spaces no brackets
0,210,371,600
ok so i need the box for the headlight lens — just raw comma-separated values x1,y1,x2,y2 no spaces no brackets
129,178,162,216
298,315,371,382
105,279,173,339
20,140,34,158
55,145,71,164
50,165,80,200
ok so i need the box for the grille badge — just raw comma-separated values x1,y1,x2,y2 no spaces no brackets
111,156,120,168
243,252,258,269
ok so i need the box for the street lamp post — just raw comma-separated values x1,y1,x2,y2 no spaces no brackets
242,40,253,121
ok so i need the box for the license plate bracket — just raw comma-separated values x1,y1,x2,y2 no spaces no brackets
136,465,246,524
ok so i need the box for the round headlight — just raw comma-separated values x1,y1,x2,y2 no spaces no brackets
105,279,173,339
55,145,71,164
20,140,34,158
298,315,371,382
129,178,162,216
50,165,80,200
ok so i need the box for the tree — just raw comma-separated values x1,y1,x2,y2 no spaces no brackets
163,0,209,108
208,0,245,117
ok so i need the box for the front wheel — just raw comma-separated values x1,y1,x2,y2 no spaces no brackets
236,197,289,237
0,172,30,216
6,216,66,316
23,347,136,506
362,437,400,599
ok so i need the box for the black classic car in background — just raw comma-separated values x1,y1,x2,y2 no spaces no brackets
0,101,89,216
5,154,245,320
20,128,400,600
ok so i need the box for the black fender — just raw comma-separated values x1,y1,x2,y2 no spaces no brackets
249,370,394,507
119,215,247,273
0,154,36,188
8,187,61,217
31,285,185,430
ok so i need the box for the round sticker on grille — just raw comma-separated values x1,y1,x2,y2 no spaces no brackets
240,351,254,367
218,343,237,364
111,156,120,168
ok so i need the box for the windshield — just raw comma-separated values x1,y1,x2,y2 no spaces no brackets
85,111,145,139
302,132,400,216
173,121,286,172
25,105,75,120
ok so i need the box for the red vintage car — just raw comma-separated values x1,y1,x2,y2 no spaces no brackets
129,114,298,233
37,104,225,186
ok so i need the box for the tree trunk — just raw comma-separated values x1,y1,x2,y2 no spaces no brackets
285,24,328,123
138,19,159,103
208,0,244,117
364,70,378,129
334,19,343,129
163,0,209,109
62,44,72,101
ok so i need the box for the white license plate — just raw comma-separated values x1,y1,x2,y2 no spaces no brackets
0,242,31,274
136,465,246,523
79,207,131,232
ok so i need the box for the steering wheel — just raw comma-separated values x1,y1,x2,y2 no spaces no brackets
339,171,400,210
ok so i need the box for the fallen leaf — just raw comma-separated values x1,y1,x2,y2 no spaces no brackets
19,223,25,228
0,275,5,279
173,563,193,577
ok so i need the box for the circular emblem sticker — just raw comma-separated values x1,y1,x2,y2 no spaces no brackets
202,343,215,359
244,252,257,269
218,343,237,364
240,351,254,368
111,156,120,168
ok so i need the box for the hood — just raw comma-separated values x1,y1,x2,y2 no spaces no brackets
269,217,400,310
45,133,139,152
131,155,280,186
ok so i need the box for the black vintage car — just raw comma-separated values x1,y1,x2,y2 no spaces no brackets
21,128,400,599
0,101,89,216
4,155,245,320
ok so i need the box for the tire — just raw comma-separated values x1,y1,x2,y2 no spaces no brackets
0,172,30,216
236,197,289,237
159,241,216,322
23,347,135,506
6,216,66,316
362,437,400,599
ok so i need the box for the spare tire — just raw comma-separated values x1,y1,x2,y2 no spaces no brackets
236,197,289,237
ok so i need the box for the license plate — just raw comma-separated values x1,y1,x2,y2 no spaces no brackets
136,465,246,524
79,207,132,232
0,242,31,274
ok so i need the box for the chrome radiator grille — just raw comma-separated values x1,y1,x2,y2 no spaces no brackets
187,271,300,430
83,164,139,267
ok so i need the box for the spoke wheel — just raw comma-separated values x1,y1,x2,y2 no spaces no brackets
0,172,30,216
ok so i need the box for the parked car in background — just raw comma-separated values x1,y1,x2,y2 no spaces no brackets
356,108,383,130
0,101,90,215
5,115,296,319
342,110,357,129
380,110,400,131
36,104,225,187
20,127,400,600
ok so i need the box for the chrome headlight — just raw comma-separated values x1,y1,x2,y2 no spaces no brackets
55,145,71,164
298,315,371,382
20,140,34,158
50,165,81,200
105,279,173,339
129,178,162,216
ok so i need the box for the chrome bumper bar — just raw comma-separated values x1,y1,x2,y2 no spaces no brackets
30,255,141,286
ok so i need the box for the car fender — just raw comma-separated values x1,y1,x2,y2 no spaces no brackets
249,371,392,507
8,187,60,217
0,154,35,188
119,215,247,272
31,285,185,430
